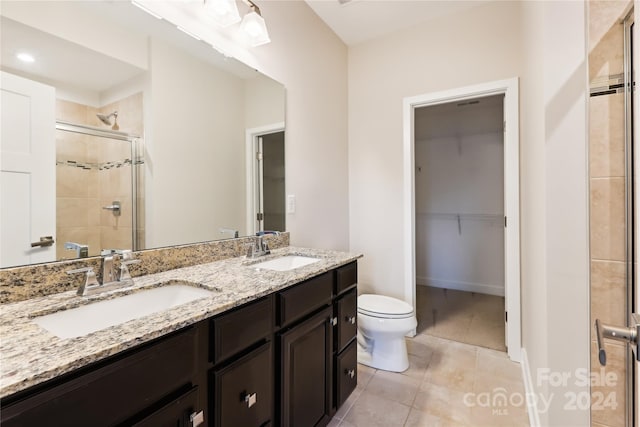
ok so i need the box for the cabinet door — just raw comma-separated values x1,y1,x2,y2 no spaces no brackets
279,306,333,427
212,341,273,427
335,288,357,352
335,340,357,410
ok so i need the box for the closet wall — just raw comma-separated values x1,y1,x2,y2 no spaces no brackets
415,95,505,296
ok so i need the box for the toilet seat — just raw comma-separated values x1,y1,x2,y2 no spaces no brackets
358,294,414,319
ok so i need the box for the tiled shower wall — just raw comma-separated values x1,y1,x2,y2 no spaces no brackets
588,1,631,426
55,93,144,260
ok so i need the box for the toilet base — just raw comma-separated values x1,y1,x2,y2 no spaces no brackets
357,335,410,373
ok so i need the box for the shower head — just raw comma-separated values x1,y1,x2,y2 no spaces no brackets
96,111,119,130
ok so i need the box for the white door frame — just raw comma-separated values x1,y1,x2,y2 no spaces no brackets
245,122,285,235
402,77,521,362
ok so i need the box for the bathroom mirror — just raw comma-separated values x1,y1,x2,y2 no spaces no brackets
0,1,285,268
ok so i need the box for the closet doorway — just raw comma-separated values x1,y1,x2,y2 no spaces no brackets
415,95,506,351
402,78,521,362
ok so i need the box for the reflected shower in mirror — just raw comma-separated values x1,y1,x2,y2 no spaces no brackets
0,1,285,268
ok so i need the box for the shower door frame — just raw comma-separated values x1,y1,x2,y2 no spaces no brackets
402,77,521,362
55,121,142,252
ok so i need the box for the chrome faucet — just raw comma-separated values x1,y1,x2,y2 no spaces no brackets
246,235,270,258
67,250,141,296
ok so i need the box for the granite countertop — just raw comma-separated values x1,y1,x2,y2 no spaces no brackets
0,246,362,399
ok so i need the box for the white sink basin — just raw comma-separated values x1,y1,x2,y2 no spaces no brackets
33,283,215,339
251,255,321,271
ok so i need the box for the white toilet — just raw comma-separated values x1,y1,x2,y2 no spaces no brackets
357,294,417,372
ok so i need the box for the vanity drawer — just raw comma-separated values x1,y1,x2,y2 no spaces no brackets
335,340,357,410
131,386,200,427
1,327,197,427
335,288,357,352
211,341,273,427
211,296,273,364
335,262,357,296
277,272,333,328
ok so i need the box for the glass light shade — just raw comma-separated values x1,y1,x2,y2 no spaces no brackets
204,0,241,28
240,10,271,46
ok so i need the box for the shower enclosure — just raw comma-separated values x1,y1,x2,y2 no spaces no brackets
55,120,143,260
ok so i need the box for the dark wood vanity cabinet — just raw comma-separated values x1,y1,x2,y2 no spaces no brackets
276,262,359,427
1,261,359,427
209,295,274,427
332,264,358,413
0,326,206,427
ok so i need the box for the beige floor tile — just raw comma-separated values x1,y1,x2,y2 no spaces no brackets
413,382,473,426
417,287,506,351
342,390,411,427
357,363,376,388
424,341,478,393
334,385,364,420
406,337,434,359
475,348,521,382
401,353,431,381
365,369,421,406
403,408,448,427
470,404,529,427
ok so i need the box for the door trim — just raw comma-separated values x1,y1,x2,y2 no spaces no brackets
245,122,285,235
402,77,521,362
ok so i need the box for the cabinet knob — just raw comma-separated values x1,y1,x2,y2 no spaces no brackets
346,316,356,325
190,410,205,427
330,317,338,326
345,368,355,379
244,392,257,408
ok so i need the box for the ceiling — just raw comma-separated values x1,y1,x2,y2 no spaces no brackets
304,0,491,46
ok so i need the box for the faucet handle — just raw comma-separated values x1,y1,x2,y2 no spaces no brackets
118,250,140,282
67,267,100,296
246,242,255,258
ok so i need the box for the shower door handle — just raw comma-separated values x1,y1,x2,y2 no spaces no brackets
594,314,640,366
102,201,121,216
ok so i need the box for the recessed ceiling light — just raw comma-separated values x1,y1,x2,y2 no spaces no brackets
16,52,35,63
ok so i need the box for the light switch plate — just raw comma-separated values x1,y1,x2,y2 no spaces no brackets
287,195,296,214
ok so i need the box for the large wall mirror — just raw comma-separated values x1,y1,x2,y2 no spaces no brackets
0,1,285,268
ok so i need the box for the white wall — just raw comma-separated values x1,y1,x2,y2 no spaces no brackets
244,74,286,130
540,1,590,424
348,1,522,301
415,131,504,296
349,1,590,425
519,2,590,425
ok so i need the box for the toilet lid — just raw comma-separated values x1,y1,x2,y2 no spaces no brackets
358,294,414,318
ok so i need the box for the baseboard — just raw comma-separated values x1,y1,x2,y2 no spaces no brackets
417,276,505,297
521,348,540,427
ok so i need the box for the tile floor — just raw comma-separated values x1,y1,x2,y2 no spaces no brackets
330,286,527,426
416,286,507,352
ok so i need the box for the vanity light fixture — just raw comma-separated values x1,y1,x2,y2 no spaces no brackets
239,0,270,47
204,0,241,28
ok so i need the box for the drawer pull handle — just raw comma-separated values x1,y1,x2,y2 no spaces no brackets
331,317,338,326
190,410,205,427
346,368,355,379
244,392,257,408
346,316,356,325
